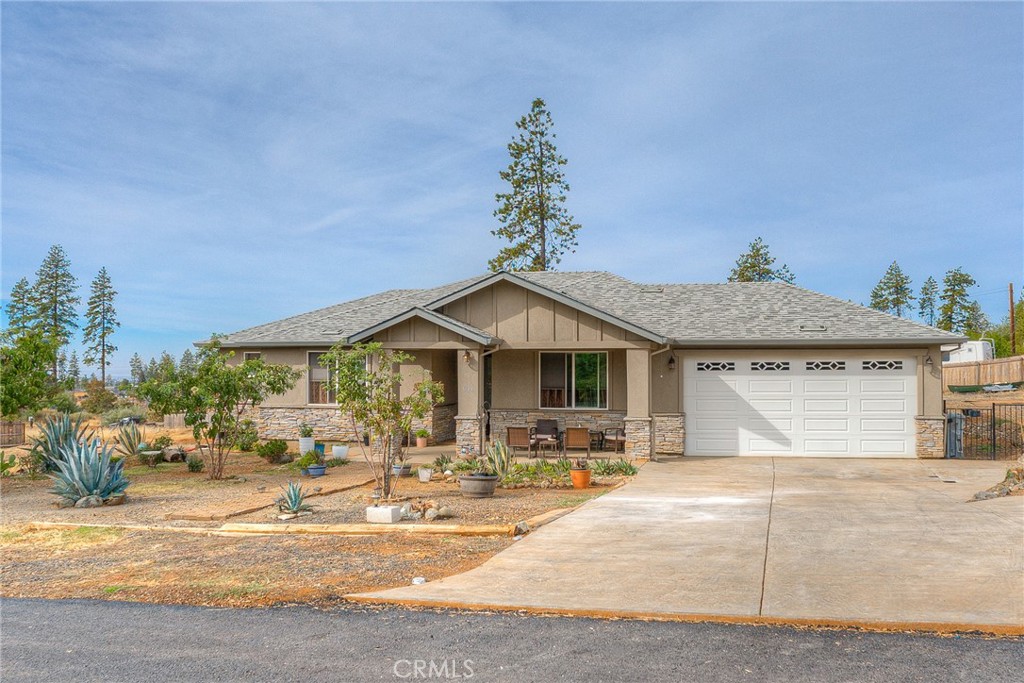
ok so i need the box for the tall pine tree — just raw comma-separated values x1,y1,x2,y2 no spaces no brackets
129,353,145,385
30,244,80,377
727,237,796,283
4,277,35,338
82,267,120,384
937,267,977,333
918,276,939,326
68,350,81,389
179,348,197,374
868,261,914,317
490,98,581,271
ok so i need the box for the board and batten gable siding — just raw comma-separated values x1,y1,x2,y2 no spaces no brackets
439,282,649,348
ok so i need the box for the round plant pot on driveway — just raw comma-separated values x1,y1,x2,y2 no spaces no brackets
306,464,327,477
459,473,499,498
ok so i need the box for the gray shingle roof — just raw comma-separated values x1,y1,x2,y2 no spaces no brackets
216,271,963,347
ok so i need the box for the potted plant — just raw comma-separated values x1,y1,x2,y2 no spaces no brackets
418,466,433,483
331,443,350,460
459,455,499,498
391,452,413,478
297,450,326,477
570,458,591,489
414,428,430,448
298,422,315,456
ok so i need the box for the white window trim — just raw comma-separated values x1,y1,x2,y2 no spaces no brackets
537,351,610,411
307,350,336,406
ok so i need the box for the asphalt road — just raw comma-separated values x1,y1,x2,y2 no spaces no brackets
1,599,1020,682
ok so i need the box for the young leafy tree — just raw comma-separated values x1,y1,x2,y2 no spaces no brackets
82,267,119,385
937,267,977,333
0,330,58,417
918,276,939,326
4,277,36,338
490,97,581,272
727,237,796,283
321,342,444,500
868,261,914,317
138,339,300,479
30,245,80,377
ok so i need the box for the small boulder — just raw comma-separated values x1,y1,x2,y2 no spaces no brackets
436,506,454,519
104,494,127,506
424,508,439,521
55,498,75,509
74,495,104,508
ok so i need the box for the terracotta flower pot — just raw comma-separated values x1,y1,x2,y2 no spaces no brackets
570,468,591,489
416,437,428,448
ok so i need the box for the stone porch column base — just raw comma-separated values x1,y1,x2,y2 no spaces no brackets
455,415,483,459
624,417,652,459
916,415,946,459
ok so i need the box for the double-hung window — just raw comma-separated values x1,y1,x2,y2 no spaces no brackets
540,352,608,409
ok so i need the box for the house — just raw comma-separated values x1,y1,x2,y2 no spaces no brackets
213,271,964,459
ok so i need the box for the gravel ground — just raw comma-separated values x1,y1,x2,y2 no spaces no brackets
232,474,615,526
0,454,374,527
0,526,511,607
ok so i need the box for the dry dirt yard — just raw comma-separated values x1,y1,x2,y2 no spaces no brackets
0,446,624,608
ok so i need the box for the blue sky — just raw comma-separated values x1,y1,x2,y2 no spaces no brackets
2,2,1021,378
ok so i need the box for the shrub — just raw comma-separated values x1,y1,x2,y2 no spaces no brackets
150,433,174,450
49,391,79,414
48,439,130,504
0,451,16,477
255,439,289,462
79,380,117,414
101,405,147,425
233,419,259,452
186,454,205,473
298,422,314,438
294,451,322,469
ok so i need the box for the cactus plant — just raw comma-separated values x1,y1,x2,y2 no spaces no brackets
276,481,311,513
48,439,130,504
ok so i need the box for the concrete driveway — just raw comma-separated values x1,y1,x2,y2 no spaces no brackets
354,458,1024,630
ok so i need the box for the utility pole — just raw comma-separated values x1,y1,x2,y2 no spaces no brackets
1011,282,1017,356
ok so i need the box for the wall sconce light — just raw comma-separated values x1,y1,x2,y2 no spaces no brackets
667,355,677,371
924,354,934,368
463,350,471,364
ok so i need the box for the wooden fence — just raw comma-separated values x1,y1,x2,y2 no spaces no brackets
163,413,187,429
0,421,26,447
943,355,1024,388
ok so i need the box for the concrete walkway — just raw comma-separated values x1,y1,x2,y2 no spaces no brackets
353,458,1024,630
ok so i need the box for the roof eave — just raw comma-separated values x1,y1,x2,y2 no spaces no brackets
669,336,967,348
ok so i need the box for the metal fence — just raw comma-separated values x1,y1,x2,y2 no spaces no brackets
945,403,1024,460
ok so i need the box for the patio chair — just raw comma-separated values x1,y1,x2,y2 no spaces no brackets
530,419,561,458
603,426,626,454
563,427,592,459
506,427,532,457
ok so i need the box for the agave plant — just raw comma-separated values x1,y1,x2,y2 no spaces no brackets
276,482,311,514
48,439,130,504
115,422,147,459
32,413,95,467
485,440,514,479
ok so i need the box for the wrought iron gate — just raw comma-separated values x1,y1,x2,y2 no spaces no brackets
945,403,1024,460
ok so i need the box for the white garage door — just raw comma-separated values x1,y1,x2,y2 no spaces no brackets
683,352,917,457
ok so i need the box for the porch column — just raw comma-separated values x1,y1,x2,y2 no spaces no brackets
455,348,484,458
625,348,652,458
